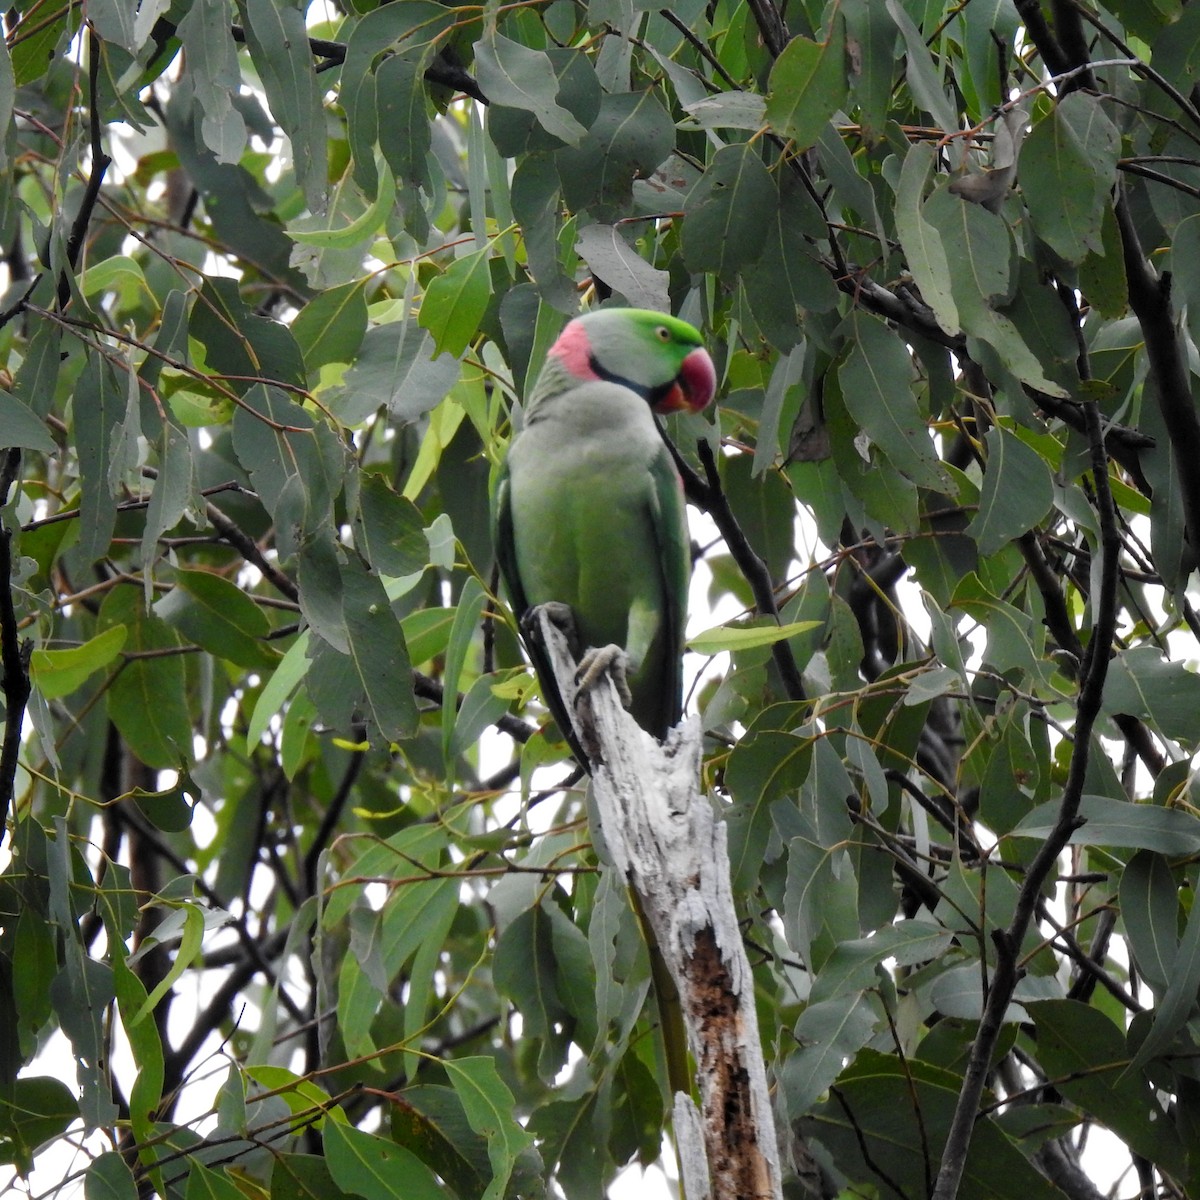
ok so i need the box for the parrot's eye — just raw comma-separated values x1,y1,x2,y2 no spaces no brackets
654,326,671,342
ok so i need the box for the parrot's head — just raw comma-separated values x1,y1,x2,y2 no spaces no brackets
544,308,716,415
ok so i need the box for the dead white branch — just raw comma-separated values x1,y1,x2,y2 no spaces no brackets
531,608,783,1200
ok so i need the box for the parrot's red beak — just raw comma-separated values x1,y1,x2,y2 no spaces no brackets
654,347,716,414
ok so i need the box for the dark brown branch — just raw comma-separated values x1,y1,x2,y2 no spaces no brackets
743,0,790,60
1038,899,1140,1012
1115,198,1200,564
57,32,113,309
931,388,1121,1200
302,745,366,896
1011,0,1073,77
0,450,31,847
686,440,807,702
412,670,535,746
1059,0,1200,131
203,497,300,604
109,801,307,1026
227,23,488,104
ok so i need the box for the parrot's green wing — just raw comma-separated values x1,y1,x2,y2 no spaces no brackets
644,439,691,736
493,456,589,766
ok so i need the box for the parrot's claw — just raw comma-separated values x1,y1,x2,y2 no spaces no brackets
575,644,633,708
523,602,582,656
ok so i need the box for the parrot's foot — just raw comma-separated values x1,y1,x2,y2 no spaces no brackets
523,602,582,656
575,644,633,708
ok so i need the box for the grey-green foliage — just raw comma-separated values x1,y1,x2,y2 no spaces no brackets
2,1,1200,1198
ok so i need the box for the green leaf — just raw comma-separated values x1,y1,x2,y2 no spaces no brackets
111,948,164,1151
186,1163,246,1200
894,141,959,335
1021,92,1121,264
324,1120,443,1200
1119,851,1179,995
474,34,588,146
292,281,370,374
801,1050,1067,1200
84,1152,137,1200
98,586,193,770
236,0,327,210
418,248,494,359
155,568,279,670
575,223,668,312
725,728,813,892
494,905,573,1081
1013,795,1200,855
390,1087,489,1200
556,90,676,222
1028,1000,1188,1174
79,255,150,305
13,909,57,1052
742,171,838,349
950,573,1057,689
377,54,433,190
271,1153,351,1200
925,185,1069,396
142,420,197,604
780,992,877,1113
681,91,766,131
966,426,1055,556
450,673,513,758
130,904,206,1025
443,1058,536,1200
74,352,123,566
764,17,847,150
838,312,950,491
288,162,397,250
191,279,307,391
0,36,13,170
688,618,821,655
1103,645,1200,745
0,1078,78,1175
680,142,776,276
245,1065,342,1127
177,0,247,163
884,0,959,136
10,2,79,85
334,322,461,426
810,920,954,1001
1128,872,1200,1071
30,624,128,700
247,632,311,750
339,556,418,742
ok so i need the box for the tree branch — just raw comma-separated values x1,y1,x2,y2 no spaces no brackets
743,0,790,60
533,609,784,1200
0,450,31,847
931,387,1121,1200
57,32,113,309
687,440,807,701
1114,197,1200,565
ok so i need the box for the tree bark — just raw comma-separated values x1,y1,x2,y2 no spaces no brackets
531,609,785,1200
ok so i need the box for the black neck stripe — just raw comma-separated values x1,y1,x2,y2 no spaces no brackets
589,354,674,407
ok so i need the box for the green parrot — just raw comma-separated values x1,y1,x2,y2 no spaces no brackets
494,308,716,1103
493,307,716,751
